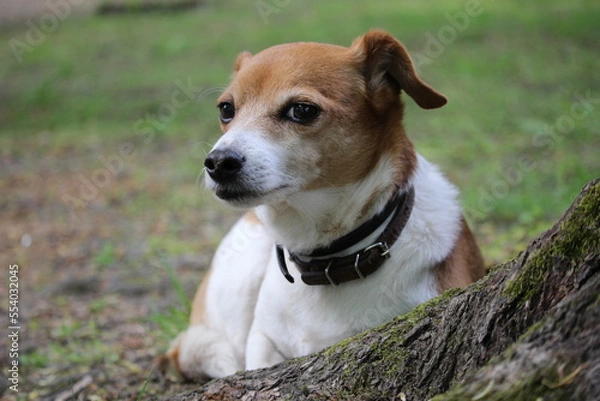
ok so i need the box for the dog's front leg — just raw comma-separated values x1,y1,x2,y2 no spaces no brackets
245,323,285,370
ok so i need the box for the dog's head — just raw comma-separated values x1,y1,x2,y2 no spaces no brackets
204,30,446,207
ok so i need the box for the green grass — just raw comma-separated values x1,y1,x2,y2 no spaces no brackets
94,241,118,269
2,1,597,241
1,0,599,397
150,255,192,342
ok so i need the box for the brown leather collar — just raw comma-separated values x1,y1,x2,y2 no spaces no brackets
276,186,415,286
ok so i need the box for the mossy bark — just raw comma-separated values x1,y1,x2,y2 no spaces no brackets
157,179,599,401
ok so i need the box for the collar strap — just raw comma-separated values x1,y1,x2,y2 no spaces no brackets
306,187,405,257
276,186,415,286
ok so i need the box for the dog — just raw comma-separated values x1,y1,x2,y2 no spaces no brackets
166,29,485,380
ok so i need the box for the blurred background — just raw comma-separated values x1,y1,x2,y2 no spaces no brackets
1,0,598,398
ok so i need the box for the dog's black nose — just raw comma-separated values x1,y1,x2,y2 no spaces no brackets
204,149,245,182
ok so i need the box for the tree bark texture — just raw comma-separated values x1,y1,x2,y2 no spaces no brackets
157,178,599,401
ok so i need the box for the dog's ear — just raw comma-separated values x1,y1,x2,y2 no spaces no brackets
234,51,253,73
351,30,447,109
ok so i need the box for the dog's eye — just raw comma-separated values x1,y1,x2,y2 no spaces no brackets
218,102,235,123
285,103,320,124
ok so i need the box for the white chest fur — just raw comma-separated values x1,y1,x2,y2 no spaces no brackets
244,155,462,366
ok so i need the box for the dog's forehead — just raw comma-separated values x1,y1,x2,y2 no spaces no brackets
254,41,349,64
228,42,361,100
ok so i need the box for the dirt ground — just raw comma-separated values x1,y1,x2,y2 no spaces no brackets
0,0,100,27
0,135,244,401
0,2,227,398
0,1,231,398
1,137,238,399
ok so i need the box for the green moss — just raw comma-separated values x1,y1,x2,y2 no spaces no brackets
324,285,462,361
515,319,548,343
432,181,600,401
503,255,549,305
431,362,573,401
504,181,600,304
398,287,463,325
322,325,406,399
321,287,467,400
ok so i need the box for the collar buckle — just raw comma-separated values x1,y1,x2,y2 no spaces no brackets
353,241,391,283
364,241,391,259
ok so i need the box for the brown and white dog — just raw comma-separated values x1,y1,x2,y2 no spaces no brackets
166,30,484,380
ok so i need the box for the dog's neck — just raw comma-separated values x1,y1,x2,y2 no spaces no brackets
255,157,408,254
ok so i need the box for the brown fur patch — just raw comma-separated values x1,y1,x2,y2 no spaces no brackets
243,210,262,225
435,217,486,291
234,51,252,73
351,30,447,110
162,343,182,377
189,268,213,326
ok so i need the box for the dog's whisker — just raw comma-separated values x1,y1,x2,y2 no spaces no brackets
195,168,206,188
